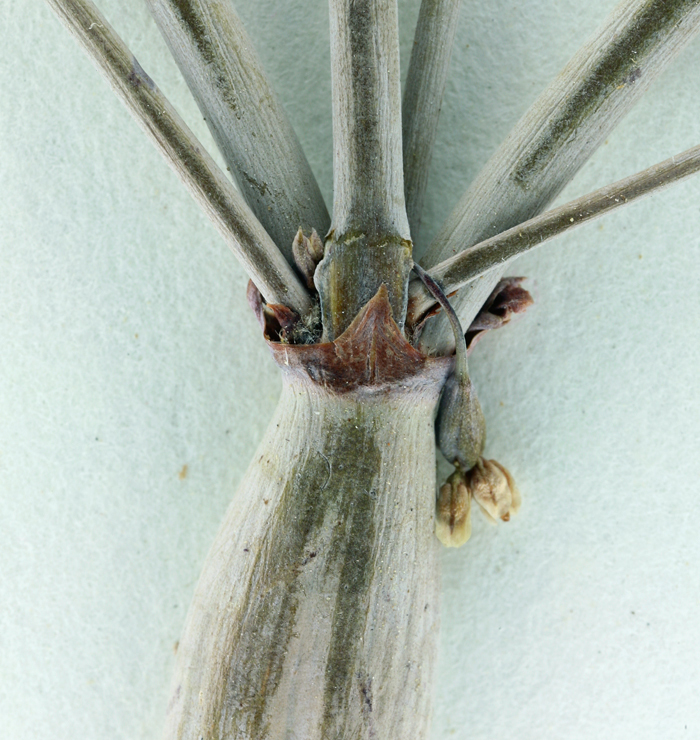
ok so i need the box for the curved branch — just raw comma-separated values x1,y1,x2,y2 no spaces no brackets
418,0,700,353
412,262,467,368
44,0,312,315
408,143,700,322
144,0,330,260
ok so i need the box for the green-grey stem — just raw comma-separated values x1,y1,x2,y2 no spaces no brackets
316,0,412,339
144,0,330,260
45,0,312,315
409,142,700,321
418,0,700,354
402,0,462,244
162,289,452,740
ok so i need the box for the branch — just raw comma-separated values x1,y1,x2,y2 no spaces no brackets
402,0,461,243
144,0,330,261
408,143,700,321
316,0,412,339
418,0,700,353
327,0,408,239
44,0,312,316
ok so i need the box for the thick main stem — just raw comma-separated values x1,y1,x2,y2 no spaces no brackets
163,359,449,739
317,0,412,339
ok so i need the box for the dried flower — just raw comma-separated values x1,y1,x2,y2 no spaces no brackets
435,469,472,547
467,458,521,522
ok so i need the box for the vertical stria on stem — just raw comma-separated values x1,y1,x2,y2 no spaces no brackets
162,291,452,740
403,0,462,244
416,0,700,354
316,0,412,339
145,0,330,261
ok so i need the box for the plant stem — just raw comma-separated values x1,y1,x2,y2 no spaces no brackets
402,0,462,244
418,0,700,354
316,0,412,339
409,142,700,320
145,0,330,260
162,292,451,740
45,0,312,315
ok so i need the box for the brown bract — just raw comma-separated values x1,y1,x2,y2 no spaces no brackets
267,286,452,393
465,277,533,352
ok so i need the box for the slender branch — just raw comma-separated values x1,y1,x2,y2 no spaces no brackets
316,0,412,339
44,0,311,316
408,143,700,321
402,0,461,243
144,0,330,261
418,0,700,354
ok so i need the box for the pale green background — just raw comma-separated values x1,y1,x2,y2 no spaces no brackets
2,1,700,738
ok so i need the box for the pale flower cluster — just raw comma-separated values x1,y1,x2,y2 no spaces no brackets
435,459,521,547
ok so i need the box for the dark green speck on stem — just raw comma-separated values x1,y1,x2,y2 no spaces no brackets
513,0,691,185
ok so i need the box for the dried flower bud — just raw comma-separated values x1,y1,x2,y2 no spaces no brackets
307,228,325,262
436,371,486,471
435,469,472,547
411,260,486,471
465,277,533,352
468,458,520,522
292,227,325,289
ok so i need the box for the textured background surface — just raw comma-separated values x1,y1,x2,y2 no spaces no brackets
2,0,700,738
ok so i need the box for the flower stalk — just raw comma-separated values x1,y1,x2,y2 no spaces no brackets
145,0,330,260
402,0,462,242
408,142,700,322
